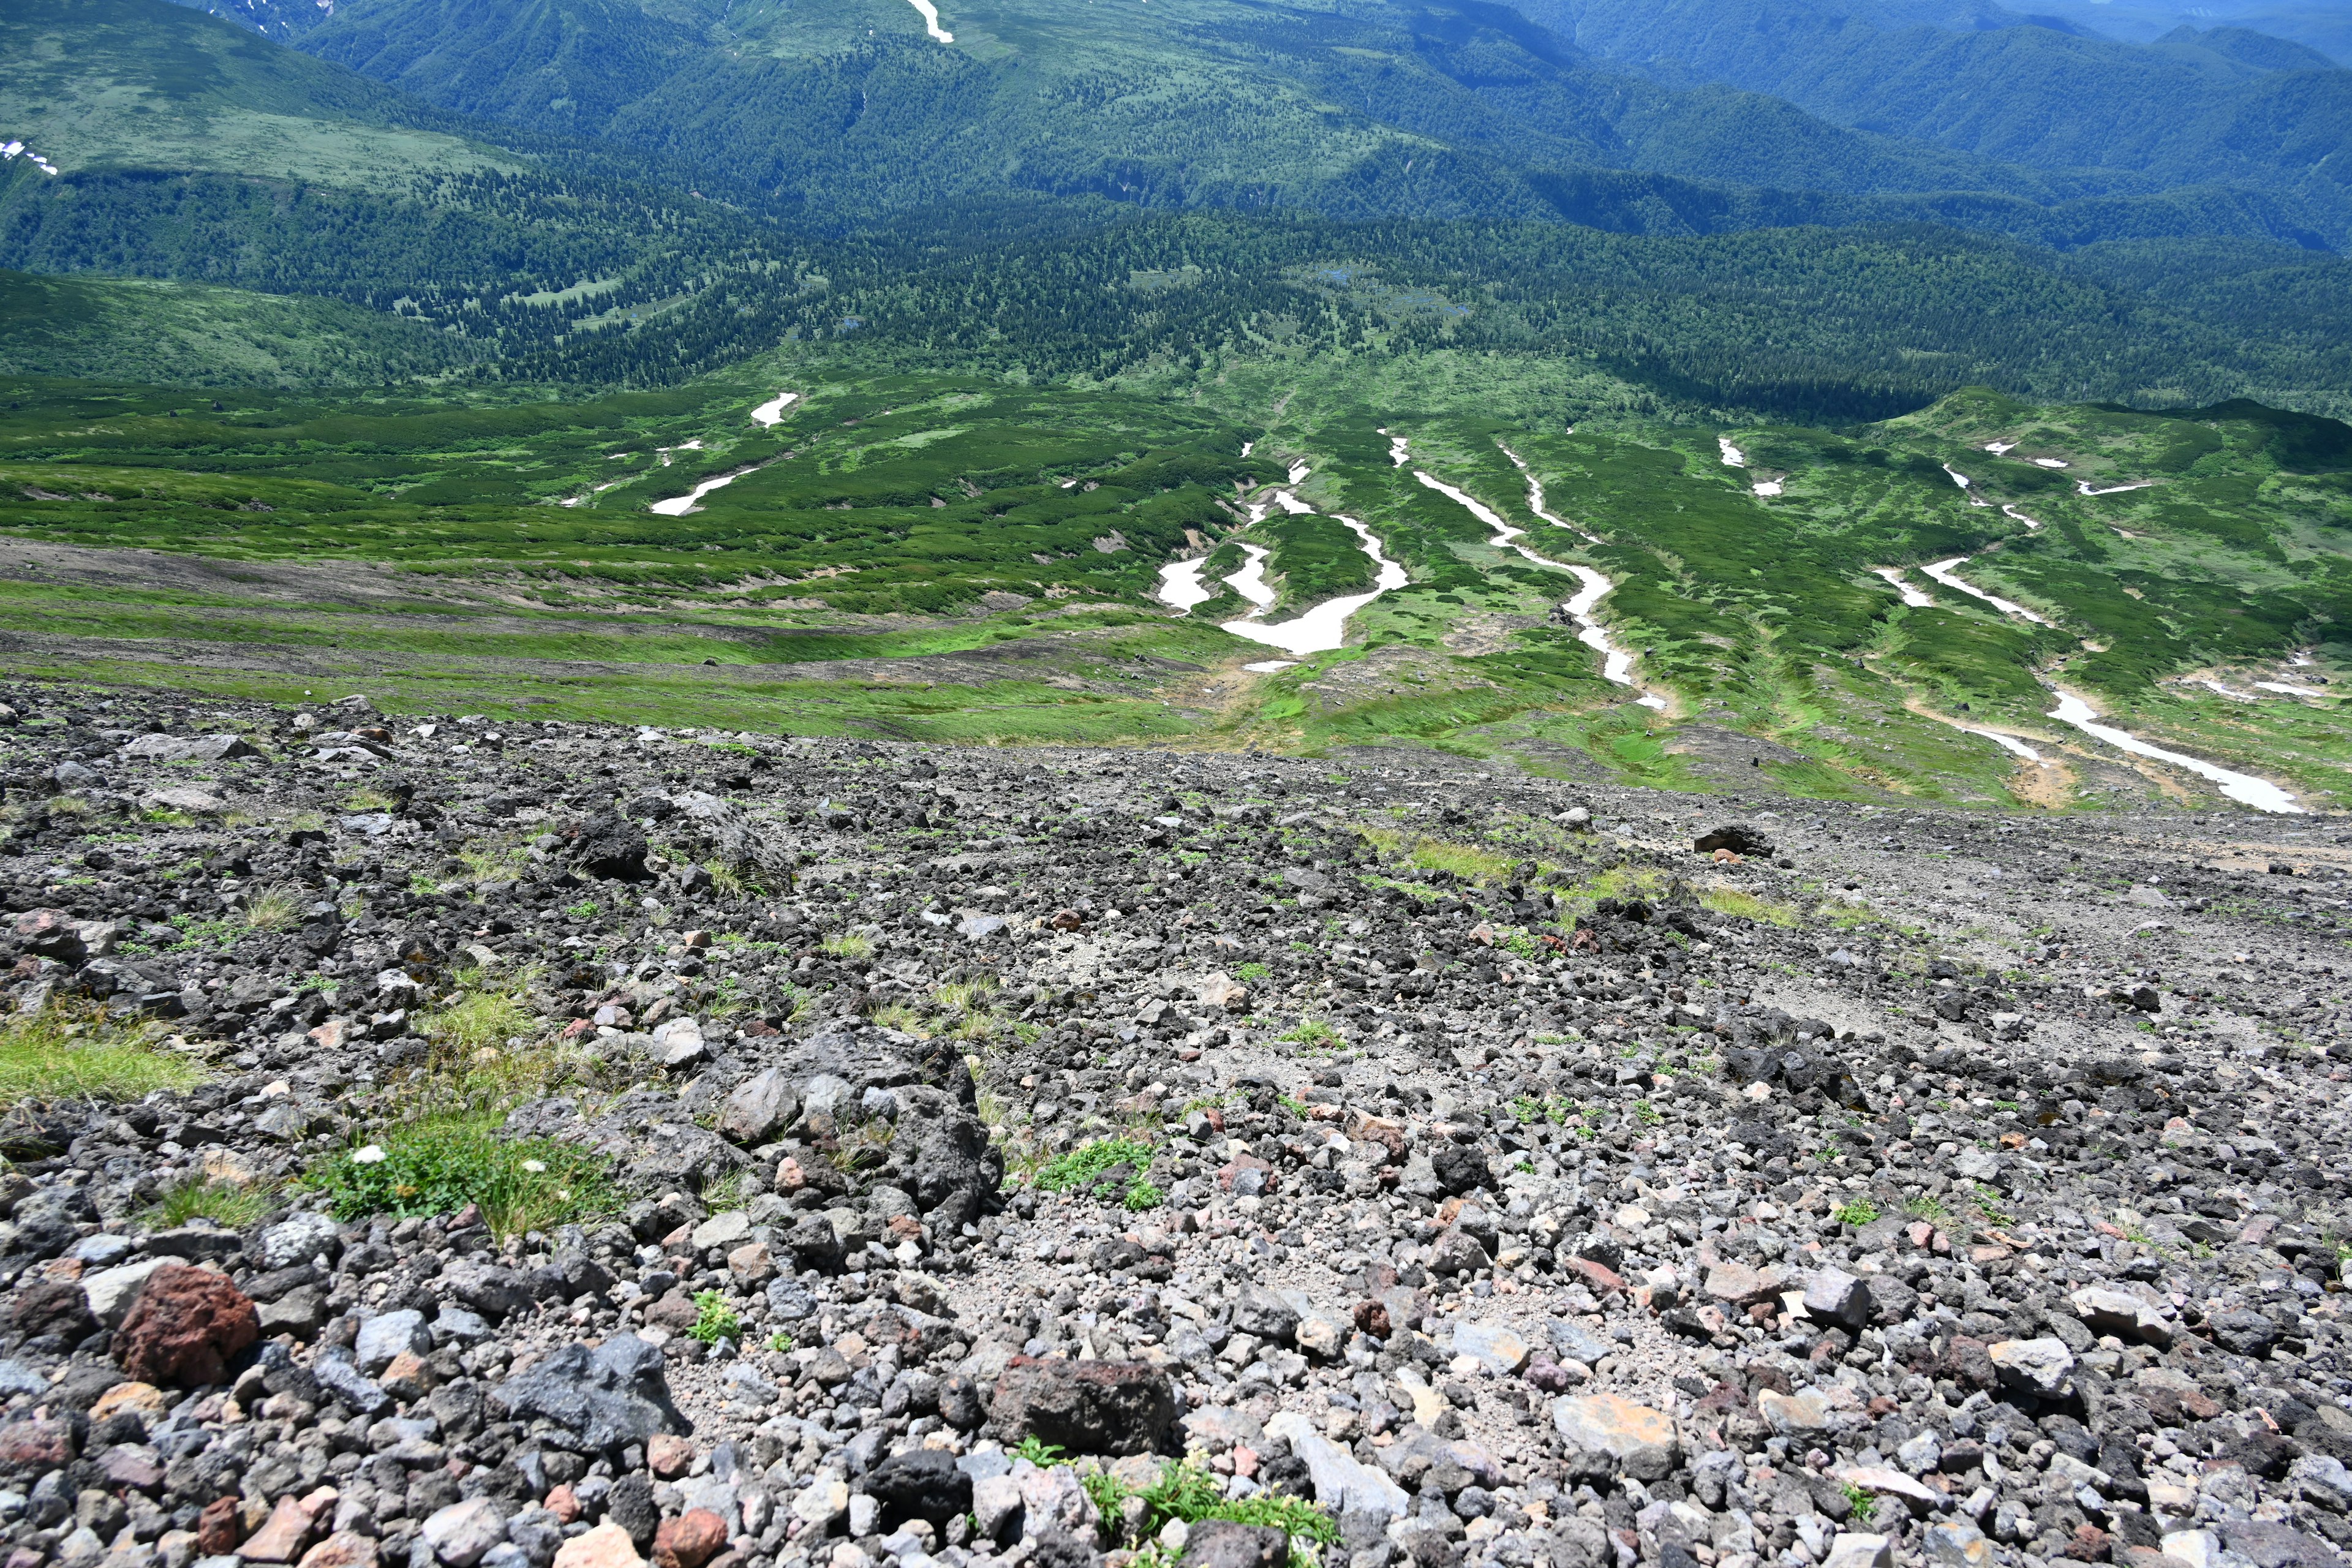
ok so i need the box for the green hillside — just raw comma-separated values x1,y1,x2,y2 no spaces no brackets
283,0,2352,245
0,269,478,383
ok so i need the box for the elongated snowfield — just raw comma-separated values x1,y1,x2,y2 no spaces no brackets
906,0,954,40
2048,692,2302,813
1921,558,2049,625
2078,480,2152,497
1219,519,1407,656
1872,566,1935,608
1223,544,1276,610
750,391,801,427
1498,445,1602,544
1413,468,1667,709
1717,437,1745,467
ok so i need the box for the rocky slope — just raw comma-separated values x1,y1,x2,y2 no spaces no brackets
0,686,2346,1568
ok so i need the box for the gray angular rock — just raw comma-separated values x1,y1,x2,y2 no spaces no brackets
255,1212,342,1272
355,1309,431,1374
717,1068,798,1146
489,1332,688,1455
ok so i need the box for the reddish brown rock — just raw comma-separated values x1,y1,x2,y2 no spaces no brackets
238,1490,334,1563
198,1497,244,1556
652,1509,728,1568
296,1534,379,1568
0,1420,74,1477
1564,1256,1627,1295
113,1265,260,1387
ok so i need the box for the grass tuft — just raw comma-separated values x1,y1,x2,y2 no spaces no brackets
244,883,304,932
143,1175,272,1230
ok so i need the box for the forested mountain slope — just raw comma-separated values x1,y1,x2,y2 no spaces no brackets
1506,0,2352,241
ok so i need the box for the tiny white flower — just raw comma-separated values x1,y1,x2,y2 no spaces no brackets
352,1145,388,1165
521,1159,548,1174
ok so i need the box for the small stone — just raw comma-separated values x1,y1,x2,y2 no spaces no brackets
1177,1522,1289,1568
1820,1535,1891,1568
354,1310,430,1376
1802,1267,1870,1330
1987,1337,2074,1396
551,1525,644,1568
296,1534,380,1568
690,1211,752,1251
422,1500,508,1568
89,1381,170,1425
987,1356,1178,1456
1548,1393,1680,1480
1923,1522,1993,1568
1450,1321,1531,1375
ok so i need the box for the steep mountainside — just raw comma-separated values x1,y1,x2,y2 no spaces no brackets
274,0,2352,243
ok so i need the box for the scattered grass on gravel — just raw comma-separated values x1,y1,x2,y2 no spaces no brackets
421,965,545,1054
0,1006,204,1105
1699,886,1803,927
688,1289,742,1345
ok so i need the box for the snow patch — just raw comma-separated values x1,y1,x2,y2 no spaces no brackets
905,0,954,40
750,391,800,427
1155,556,1212,611
1415,469,1664,707
1717,437,1745,467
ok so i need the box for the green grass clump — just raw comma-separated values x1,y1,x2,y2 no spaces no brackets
1833,1199,1881,1226
1133,1461,1338,1567
1698,886,1802,928
688,1289,742,1344
0,1007,204,1106
1280,1020,1343,1049
1036,1137,1157,1205
143,1175,272,1231
306,1112,615,1241
821,931,875,960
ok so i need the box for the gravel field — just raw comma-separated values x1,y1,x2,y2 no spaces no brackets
0,688,2346,1568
